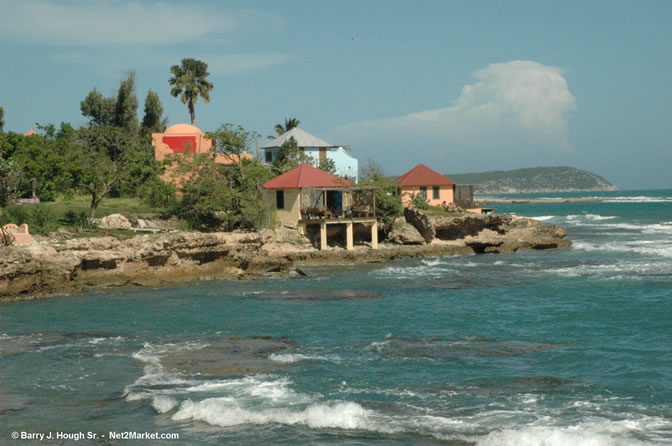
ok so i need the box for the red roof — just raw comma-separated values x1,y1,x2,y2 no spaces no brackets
264,164,352,189
395,164,456,187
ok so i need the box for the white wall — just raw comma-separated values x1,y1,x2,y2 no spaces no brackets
261,146,358,182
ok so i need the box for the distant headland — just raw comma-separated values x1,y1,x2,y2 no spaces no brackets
444,166,618,194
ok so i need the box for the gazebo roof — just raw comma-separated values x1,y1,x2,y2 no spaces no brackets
395,164,456,187
264,164,352,189
261,128,334,149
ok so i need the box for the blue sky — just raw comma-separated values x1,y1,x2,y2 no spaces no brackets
1,0,671,189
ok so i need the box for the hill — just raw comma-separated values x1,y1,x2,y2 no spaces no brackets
445,166,618,194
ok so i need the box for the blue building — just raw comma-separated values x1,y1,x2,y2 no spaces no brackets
260,128,358,183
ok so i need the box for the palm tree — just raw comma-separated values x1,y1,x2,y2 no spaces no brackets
274,117,301,136
168,58,214,125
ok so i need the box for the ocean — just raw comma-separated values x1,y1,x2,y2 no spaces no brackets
1,189,671,445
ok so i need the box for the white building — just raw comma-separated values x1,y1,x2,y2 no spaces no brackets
260,128,358,183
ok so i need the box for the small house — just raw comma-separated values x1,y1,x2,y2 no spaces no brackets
263,164,377,250
395,164,456,207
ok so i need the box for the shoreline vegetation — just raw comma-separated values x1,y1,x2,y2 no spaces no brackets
0,211,570,303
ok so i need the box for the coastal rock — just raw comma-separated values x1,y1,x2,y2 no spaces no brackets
0,213,571,301
458,215,571,253
404,208,435,243
158,337,298,377
387,221,425,245
99,213,132,229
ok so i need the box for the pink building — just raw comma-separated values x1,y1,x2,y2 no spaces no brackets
152,123,252,184
395,164,456,207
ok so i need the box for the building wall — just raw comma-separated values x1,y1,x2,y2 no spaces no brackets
400,185,455,207
262,146,358,182
267,188,301,226
327,147,358,182
153,130,251,186
153,133,214,162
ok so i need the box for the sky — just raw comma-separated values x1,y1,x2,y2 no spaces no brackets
1,0,671,190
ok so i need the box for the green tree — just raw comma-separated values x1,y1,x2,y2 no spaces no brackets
80,89,116,126
71,126,139,217
11,132,66,201
208,123,259,176
272,136,315,174
274,117,300,136
0,124,76,202
175,158,274,231
169,132,274,231
172,153,232,230
141,89,167,136
114,71,139,132
168,58,214,125
0,158,22,207
0,106,4,132
317,157,338,176
359,173,403,233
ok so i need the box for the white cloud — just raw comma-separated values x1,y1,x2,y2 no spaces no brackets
332,61,577,172
197,53,289,76
0,0,244,46
49,50,288,77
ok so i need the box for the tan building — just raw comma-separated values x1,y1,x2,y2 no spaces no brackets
395,164,456,207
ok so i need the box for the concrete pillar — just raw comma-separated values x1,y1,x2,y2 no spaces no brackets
297,223,306,236
371,220,378,249
320,222,327,250
346,222,354,250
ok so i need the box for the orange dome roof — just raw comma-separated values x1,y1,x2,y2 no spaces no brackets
164,123,202,135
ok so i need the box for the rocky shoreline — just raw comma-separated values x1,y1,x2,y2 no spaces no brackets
0,213,571,302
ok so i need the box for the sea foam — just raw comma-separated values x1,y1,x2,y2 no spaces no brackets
269,353,342,363
476,421,654,446
172,398,374,430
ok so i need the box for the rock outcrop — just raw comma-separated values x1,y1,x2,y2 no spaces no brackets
0,213,571,302
400,211,571,253
404,208,435,243
387,221,425,245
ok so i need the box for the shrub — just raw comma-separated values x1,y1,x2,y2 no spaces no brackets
0,205,29,226
32,205,56,228
64,210,96,229
410,193,430,210
140,178,176,208
358,174,403,233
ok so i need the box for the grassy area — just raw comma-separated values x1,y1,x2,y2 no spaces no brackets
43,195,168,220
418,206,466,217
0,196,169,236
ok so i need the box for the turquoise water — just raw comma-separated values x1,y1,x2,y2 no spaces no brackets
1,190,671,445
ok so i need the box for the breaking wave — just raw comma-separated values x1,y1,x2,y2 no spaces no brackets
268,353,342,363
604,196,672,203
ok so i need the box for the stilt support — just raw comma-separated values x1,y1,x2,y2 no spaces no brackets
346,222,354,250
320,222,327,250
371,220,378,249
